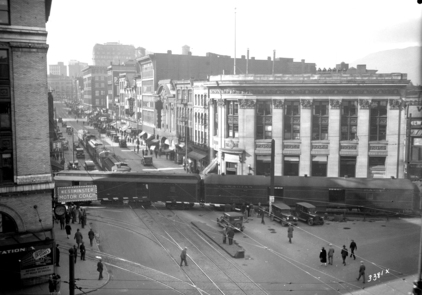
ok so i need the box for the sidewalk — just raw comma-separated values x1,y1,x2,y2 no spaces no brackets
6,219,109,295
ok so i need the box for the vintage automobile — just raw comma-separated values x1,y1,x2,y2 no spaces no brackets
61,140,69,151
119,139,127,148
111,162,131,172
141,156,153,166
83,160,96,171
270,201,298,226
67,161,79,170
75,147,85,159
216,212,245,232
66,126,73,135
294,202,324,226
58,117,63,123
62,122,67,128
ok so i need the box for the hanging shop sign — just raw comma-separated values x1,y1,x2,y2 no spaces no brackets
56,185,98,202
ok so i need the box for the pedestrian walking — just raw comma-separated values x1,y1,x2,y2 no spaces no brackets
154,149,158,158
88,228,95,247
223,226,228,244
142,149,145,156
65,212,70,225
65,224,72,239
74,228,83,248
320,247,327,266
55,244,60,267
341,245,349,266
71,207,76,224
80,214,85,229
180,247,188,266
228,227,235,245
78,207,83,224
137,145,140,154
80,242,86,261
55,274,61,294
73,245,78,264
356,261,366,283
88,228,95,246
350,239,357,260
247,204,251,217
48,274,55,295
250,204,254,217
97,258,104,280
287,224,294,243
328,244,335,265
260,208,265,224
59,215,65,230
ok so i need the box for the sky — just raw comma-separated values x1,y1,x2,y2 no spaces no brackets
46,0,422,69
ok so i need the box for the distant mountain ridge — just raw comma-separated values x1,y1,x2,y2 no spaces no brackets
352,46,421,85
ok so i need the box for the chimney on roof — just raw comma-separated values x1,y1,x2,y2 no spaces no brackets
251,57,255,60
167,50,172,54
241,55,245,59
267,57,271,61
182,45,190,55
357,64,366,74
246,48,249,74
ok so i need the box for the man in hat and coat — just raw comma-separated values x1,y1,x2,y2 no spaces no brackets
320,247,327,266
180,247,188,266
287,224,294,243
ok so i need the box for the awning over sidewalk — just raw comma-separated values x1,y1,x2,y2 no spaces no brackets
150,145,156,151
146,134,154,141
139,131,146,137
164,139,170,145
177,143,185,148
188,150,207,161
150,139,159,144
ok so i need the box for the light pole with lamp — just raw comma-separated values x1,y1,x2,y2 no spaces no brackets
181,105,189,173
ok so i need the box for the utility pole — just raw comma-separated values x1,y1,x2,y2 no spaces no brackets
269,139,275,216
68,247,75,295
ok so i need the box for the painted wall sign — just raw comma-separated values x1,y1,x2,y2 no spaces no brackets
57,185,98,202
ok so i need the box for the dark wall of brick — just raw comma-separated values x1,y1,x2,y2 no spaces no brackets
12,46,51,176
10,0,46,28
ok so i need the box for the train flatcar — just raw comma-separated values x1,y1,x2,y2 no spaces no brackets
54,171,201,208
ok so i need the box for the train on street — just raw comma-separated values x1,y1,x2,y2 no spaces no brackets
54,171,421,214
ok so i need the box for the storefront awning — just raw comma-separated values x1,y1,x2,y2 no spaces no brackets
121,125,129,131
150,145,156,151
284,156,299,162
188,150,207,161
164,139,170,145
177,143,185,148
150,139,159,144
163,147,174,153
126,128,132,133
312,155,328,162
139,131,146,137
146,134,154,141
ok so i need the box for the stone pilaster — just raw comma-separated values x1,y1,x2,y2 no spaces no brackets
272,99,284,175
239,99,256,175
299,99,312,176
356,99,370,177
385,99,402,178
328,99,341,176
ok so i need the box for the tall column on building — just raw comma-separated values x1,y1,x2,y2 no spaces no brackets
218,98,226,173
386,99,403,178
239,99,256,175
209,99,215,159
328,99,341,177
299,99,312,176
272,99,284,175
356,99,370,177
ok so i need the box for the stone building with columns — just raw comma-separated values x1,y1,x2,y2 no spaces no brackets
205,73,409,178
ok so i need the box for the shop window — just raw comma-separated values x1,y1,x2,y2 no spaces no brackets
311,156,327,176
368,157,386,178
312,101,329,140
284,156,299,176
370,100,387,141
284,101,300,140
256,155,271,176
341,100,358,140
0,153,12,183
226,162,237,175
339,156,356,177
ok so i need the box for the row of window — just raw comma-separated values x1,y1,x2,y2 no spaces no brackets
0,48,12,184
216,100,388,141
253,156,386,178
194,94,207,106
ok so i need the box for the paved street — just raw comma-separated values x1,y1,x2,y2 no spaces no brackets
79,204,420,295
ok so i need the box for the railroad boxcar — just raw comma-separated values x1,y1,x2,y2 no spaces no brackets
54,171,201,208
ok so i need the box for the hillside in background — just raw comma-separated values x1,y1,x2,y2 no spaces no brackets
352,46,421,85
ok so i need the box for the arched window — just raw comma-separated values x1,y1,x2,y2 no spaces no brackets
0,212,18,233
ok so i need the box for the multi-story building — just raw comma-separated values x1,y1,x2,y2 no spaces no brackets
82,66,107,110
0,0,55,287
49,61,67,76
92,42,136,66
205,70,409,178
47,74,77,100
68,60,88,77
106,61,136,119
405,86,422,180
118,72,138,131
137,48,315,149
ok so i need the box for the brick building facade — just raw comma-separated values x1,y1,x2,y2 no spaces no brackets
0,0,55,287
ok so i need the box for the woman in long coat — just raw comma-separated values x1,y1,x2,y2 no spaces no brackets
320,247,327,266
287,224,294,243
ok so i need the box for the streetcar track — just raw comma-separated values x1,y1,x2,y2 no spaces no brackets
145,206,269,295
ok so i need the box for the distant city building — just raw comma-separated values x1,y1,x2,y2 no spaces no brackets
48,75,77,100
49,61,67,76
136,48,316,148
68,60,88,77
0,0,55,287
82,65,108,110
92,42,136,66
204,70,410,178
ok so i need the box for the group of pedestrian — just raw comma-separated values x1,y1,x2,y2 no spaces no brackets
71,228,86,263
318,240,365,283
48,273,61,295
222,225,235,245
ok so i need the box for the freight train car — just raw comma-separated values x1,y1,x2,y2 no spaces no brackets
54,171,201,208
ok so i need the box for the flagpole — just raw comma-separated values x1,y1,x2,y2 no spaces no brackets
234,7,236,75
